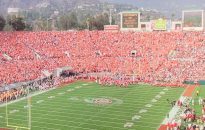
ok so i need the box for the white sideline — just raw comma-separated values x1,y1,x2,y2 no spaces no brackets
161,96,191,124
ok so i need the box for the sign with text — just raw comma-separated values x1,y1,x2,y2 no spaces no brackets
104,25,119,32
122,13,139,28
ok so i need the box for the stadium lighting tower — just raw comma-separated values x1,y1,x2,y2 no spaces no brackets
86,18,90,30
47,18,52,31
109,9,112,25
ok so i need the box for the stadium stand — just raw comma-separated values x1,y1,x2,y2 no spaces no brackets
0,31,205,86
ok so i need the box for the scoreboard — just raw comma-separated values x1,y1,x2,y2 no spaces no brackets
184,11,202,27
121,11,140,31
122,13,139,28
182,10,205,31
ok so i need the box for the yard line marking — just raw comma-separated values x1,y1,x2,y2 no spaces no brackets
4,100,178,129
9,109,19,114
12,98,175,113
139,109,147,113
24,105,32,108
58,92,65,95
6,92,182,117
132,115,141,121
31,89,181,102
124,122,134,128
6,94,181,120
160,91,165,95
48,96,55,99
5,122,59,130
8,117,130,130
145,104,153,107
152,99,158,102
155,95,162,99
163,88,169,91
67,89,74,92
69,97,80,101
8,112,162,126
75,86,82,89
19,108,170,120
36,100,44,104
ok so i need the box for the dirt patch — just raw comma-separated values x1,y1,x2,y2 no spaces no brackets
183,86,196,97
158,124,167,130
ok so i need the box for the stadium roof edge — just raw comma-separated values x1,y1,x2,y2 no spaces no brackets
120,10,140,13
182,9,204,12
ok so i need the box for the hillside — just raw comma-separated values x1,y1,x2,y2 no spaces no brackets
0,0,101,15
104,0,205,17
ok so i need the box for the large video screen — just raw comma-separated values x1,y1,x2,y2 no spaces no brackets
122,13,138,28
184,11,202,27
154,19,166,30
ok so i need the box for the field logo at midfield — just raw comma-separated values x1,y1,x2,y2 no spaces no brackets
84,97,123,105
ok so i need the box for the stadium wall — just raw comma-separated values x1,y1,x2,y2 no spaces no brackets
198,80,205,85
140,22,152,32
171,21,182,31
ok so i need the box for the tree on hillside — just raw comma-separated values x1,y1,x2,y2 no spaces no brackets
90,13,109,30
0,16,6,31
57,14,69,30
56,12,110,30
9,17,26,31
25,22,33,31
69,12,78,29
57,12,78,30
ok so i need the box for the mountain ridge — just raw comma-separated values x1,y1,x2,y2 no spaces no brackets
103,0,205,17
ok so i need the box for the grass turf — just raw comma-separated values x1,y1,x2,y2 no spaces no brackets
191,86,205,116
0,81,184,130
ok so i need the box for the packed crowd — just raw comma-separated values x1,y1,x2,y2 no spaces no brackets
0,75,76,104
0,31,205,86
98,75,139,87
0,87,27,103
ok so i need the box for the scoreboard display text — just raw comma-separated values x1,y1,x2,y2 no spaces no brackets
122,13,138,28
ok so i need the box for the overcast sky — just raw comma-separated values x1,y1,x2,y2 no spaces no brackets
104,0,205,17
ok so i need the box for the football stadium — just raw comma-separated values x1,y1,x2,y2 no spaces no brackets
0,2,205,130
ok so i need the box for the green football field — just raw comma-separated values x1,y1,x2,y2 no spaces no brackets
191,86,205,116
0,81,185,130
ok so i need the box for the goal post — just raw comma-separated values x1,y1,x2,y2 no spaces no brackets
5,87,32,130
